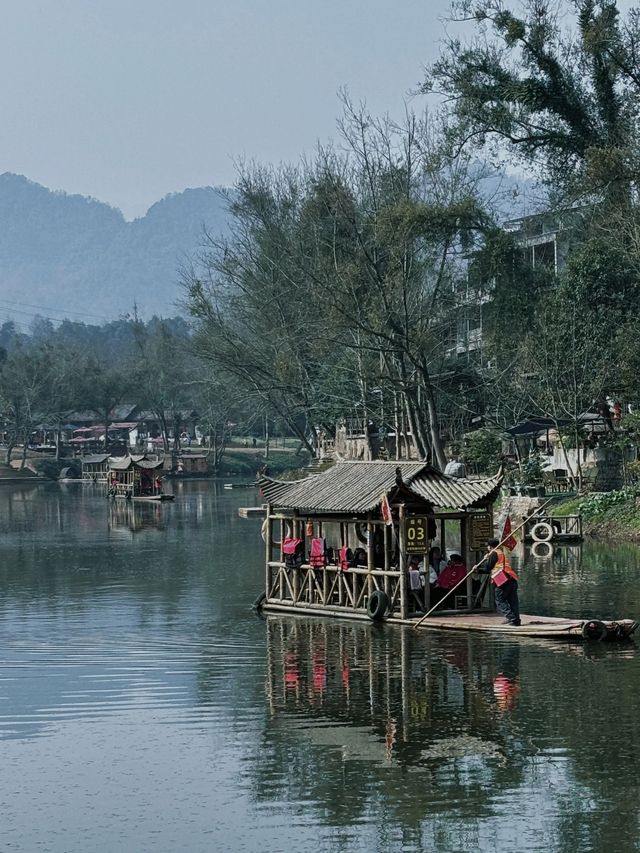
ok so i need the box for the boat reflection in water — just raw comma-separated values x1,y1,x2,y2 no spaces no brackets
107,499,167,539
258,615,636,851
264,616,526,766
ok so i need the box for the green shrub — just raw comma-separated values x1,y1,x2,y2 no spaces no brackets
578,487,640,518
462,428,503,474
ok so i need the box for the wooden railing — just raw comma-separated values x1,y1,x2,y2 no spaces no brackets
266,562,402,615
529,514,583,539
561,515,583,537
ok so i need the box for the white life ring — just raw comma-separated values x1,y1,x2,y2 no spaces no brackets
531,540,554,559
531,521,553,543
261,518,291,547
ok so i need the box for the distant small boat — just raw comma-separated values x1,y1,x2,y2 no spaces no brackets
113,493,175,502
134,494,175,502
223,483,233,489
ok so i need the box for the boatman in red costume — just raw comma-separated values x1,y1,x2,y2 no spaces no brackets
478,537,521,626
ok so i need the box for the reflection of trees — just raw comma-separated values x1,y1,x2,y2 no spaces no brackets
0,484,195,620
518,541,640,622
533,641,640,853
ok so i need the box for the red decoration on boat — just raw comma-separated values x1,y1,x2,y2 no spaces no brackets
380,493,393,526
501,516,517,551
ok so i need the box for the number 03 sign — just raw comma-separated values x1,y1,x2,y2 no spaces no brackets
405,517,428,554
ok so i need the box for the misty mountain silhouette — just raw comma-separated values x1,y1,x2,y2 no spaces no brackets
0,173,230,321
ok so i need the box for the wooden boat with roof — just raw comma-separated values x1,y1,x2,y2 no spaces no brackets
254,461,637,642
107,455,175,502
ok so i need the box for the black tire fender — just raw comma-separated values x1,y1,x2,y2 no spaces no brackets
581,619,608,641
367,589,389,621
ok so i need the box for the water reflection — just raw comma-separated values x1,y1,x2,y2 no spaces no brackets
516,539,640,621
1,483,640,852
108,499,166,538
257,615,638,852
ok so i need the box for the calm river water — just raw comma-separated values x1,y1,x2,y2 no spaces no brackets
1,481,640,853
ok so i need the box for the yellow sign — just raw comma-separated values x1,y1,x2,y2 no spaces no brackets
405,517,428,554
469,513,493,550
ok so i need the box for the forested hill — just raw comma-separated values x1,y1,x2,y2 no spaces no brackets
0,173,230,319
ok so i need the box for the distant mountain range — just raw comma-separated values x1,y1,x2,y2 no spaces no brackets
0,170,540,327
0,173,231,321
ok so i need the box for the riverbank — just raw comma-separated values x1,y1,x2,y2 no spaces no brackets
213,449,310,477
0,448,310,481
551,488,640,541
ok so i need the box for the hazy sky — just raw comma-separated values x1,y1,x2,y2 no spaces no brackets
0,0,453,219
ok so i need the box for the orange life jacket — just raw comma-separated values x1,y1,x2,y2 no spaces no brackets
491,552,519,587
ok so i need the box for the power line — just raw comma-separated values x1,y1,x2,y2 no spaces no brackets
0,297,114,323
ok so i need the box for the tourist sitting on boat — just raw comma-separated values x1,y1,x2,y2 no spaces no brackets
351,547,367,567
427,546,447,584
407,555,424,592
435,553,468,592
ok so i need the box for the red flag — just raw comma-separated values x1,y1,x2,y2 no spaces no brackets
501,516,517,551
380,494,393,526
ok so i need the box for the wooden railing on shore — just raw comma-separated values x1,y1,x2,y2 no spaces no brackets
266,562,402,614
525,514,583,539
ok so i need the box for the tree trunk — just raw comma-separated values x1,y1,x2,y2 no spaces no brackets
400,390,425,460
415,361,446,471
158,414,170,453
424,383,447,471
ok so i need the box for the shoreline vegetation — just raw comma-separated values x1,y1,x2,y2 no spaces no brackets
551,490,640,543
0,446,309,482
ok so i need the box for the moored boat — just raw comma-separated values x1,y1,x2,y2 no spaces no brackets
253,461,636,642
107,455,174,502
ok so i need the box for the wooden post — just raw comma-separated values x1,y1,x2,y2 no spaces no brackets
279,517,284,600
440,518,446,556
383,522,390,599
265,618,275,715
322,516,329,605
399,505,407,620
367,515,374,598
265,503,272,601
462,516,471,610
400,627,409,742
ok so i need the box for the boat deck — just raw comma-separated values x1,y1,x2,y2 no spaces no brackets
260,602,637,640
413,612,588,637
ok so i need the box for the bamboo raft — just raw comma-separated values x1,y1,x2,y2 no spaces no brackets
261,593,637,641
253,461,637,644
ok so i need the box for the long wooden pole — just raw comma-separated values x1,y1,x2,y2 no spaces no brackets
412,499,554,629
